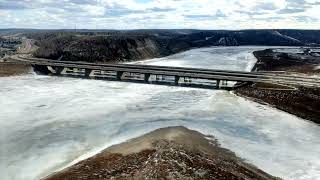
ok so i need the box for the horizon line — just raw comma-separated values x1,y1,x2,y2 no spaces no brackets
1,28,320,31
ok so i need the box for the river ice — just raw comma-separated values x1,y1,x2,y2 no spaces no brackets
0,46,319,180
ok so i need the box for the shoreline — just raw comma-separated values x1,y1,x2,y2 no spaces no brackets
235,48,320,124
0,61,32,77
3,47,319,124
43,126,279,180
2,46,318,179
3,47,319,123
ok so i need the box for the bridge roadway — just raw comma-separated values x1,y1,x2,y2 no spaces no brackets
15,56,320,89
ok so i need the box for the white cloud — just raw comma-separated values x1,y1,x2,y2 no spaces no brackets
84,5,106,16
0,0,319,29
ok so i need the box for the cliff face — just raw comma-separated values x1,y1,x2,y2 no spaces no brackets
32,33,196,62
33,35,164,62
30,29,320,62
62,36,163,62
217,37,239,46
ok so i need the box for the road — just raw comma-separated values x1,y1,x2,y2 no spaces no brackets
16,38,38,54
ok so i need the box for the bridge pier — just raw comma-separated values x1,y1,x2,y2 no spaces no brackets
116,71,123,80
32,65,51,75
183,77,191,83
216,80,220,89
174,76,180,85
85,69,92,77
144,73,150,82
223,80,228,86
54,66,64,75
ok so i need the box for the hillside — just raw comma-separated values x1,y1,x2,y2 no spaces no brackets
44,126,279,180
236,48,320,124
20,29,320,62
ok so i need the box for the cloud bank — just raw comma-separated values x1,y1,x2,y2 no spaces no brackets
0,0,319,29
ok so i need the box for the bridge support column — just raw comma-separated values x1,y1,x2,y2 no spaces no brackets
47,66,55,74
184,77,191,83
224,80,228,86
32,65,51,75
116,71,123,80
85,69,92,77
216,80,220,89
144,73,150,83
174,76,180,85
54,66,64,75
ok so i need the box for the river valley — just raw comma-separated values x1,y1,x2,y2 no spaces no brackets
1,46,320,180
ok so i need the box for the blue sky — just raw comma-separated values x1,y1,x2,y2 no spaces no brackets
135,0,153,3
0,0,319,29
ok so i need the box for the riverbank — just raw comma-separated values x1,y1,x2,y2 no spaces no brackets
28,30,320,63
3,47,319,124
2,46,320,180
235,49,320,124
43,126,279,180
0,61,32,77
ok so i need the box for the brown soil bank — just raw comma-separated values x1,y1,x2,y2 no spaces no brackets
43,127,279,180
0,61,32,77
236,85,320,124
235,49,320,124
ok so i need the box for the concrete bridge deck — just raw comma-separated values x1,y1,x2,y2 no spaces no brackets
14,56,320,90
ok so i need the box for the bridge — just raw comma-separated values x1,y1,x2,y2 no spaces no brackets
15,56,320,90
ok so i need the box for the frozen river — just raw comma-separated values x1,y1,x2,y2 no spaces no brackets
1,46,319,180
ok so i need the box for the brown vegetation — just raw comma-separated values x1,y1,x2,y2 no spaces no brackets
236,85,320,124
31,33,189,62
44,127,279,180
236,49,320,124
31,29,320,63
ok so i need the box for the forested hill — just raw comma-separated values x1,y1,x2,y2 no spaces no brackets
19,29,320,62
